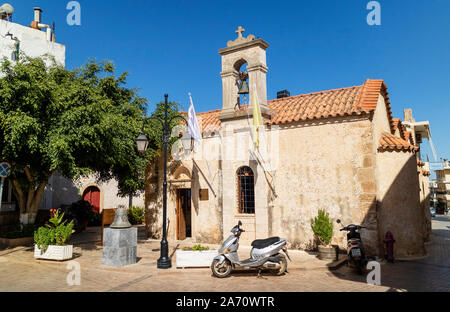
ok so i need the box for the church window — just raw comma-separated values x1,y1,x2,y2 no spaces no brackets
237,166,255,214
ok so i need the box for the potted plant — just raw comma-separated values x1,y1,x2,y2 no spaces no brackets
176,244,217,268
311,209,337,261
34,209,74,261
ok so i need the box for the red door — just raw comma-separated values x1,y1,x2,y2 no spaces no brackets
83,186,100,213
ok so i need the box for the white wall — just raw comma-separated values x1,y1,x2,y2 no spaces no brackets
0,19,65,67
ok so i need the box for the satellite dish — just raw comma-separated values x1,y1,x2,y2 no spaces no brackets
0,3,14,16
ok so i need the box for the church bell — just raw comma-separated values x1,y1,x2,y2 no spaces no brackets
110,206,132,229
238,79,249,95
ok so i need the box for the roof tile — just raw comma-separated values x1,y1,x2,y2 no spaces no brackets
196,79,395,133
378,132,418,152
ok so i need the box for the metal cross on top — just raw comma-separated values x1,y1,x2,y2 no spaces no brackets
235,26,245,38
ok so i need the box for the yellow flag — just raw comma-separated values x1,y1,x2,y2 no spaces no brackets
252,84,263,148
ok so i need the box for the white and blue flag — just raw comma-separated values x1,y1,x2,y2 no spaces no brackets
188,93,202,151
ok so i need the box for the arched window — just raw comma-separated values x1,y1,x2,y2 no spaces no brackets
237,166,255,214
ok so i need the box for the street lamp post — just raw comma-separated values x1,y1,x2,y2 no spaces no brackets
137,94,190,269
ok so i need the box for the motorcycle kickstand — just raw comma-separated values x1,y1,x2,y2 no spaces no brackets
257,269,263,279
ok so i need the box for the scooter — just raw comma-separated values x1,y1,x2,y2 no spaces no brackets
211,221,291,278
336,219,367,275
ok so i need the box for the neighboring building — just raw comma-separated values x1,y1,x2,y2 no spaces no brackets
0,6,65,215
429,179,439,209
435,160,450,213
145,27,429,258
398,109,434,240
0,6,65,67
0,6,144,218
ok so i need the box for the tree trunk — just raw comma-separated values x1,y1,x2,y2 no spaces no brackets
11,169,50,225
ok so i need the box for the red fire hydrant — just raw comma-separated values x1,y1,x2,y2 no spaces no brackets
384,231,395,263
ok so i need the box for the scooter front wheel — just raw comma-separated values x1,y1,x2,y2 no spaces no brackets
211,259,232,278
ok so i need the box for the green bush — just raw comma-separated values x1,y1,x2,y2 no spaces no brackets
128,206,145,225
61,200,95,232
88,212,102,226
63,200,94,222
183,244,210,251
311,209,334,246
34,209,74,252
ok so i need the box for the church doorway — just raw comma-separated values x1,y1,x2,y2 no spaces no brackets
176,189,192,240
82,186,101,214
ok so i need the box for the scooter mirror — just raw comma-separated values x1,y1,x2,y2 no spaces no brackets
238,221,242,227
336,219,341,224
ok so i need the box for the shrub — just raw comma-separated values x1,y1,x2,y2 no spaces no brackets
61,200,95,232
311,209,334,246
182,244,210,251
88,212,102,226
0,224,37,239
34,209,74,252
128,206,145,225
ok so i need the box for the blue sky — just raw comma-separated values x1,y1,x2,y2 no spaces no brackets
6,0,450,161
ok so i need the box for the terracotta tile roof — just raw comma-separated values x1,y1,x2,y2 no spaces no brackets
378,132,419,152
267,85,365,125
392,118,401,131
422,168,431,176
392,118,408,140
197,109,222,133
196,79,394,132
404,130,415,146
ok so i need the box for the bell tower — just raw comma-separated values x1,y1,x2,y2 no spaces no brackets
218,26,271,121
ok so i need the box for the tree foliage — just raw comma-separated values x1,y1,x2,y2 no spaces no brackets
311,209,334,246
0,55,179,222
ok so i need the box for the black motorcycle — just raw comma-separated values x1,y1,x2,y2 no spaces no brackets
336,219,367,275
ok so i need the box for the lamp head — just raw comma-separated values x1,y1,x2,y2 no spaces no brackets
136,134,149,153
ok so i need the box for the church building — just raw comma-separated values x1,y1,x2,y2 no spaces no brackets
144,27,430,258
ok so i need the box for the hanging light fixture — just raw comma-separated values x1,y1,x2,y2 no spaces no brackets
181,133,193,152
136,134,149,153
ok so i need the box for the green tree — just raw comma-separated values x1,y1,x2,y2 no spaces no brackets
0,55,179,224
311,209,334,246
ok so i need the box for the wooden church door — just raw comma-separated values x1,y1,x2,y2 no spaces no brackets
177,189,191,240
83,186,100,214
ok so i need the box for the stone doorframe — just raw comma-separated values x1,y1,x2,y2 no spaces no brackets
169,165,194,240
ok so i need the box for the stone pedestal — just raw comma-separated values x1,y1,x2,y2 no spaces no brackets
102,227,137,268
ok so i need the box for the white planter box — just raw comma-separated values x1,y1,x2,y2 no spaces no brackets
34,245,73,261
176,250,218,268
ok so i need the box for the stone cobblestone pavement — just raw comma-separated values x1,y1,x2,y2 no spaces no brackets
0,216,449,292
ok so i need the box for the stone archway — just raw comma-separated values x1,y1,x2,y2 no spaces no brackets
170,166,193,241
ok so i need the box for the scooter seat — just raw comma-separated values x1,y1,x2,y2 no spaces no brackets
251,237,281,249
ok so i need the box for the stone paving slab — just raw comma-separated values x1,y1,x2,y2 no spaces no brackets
0,216,449,292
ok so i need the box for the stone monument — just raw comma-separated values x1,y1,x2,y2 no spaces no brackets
102,206,137,268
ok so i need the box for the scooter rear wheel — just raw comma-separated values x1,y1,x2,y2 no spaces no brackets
211,259,232,278
356,260,364,275
272,255,288,276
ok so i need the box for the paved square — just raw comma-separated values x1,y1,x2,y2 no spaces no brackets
0,216,449,292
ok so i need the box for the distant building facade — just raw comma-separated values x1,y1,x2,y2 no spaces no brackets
435,161,450,213
0,6,65,215
0,6,144,219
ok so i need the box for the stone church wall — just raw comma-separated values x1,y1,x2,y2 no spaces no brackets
375,151,426,258
145,137,223,243
269,115,380,254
